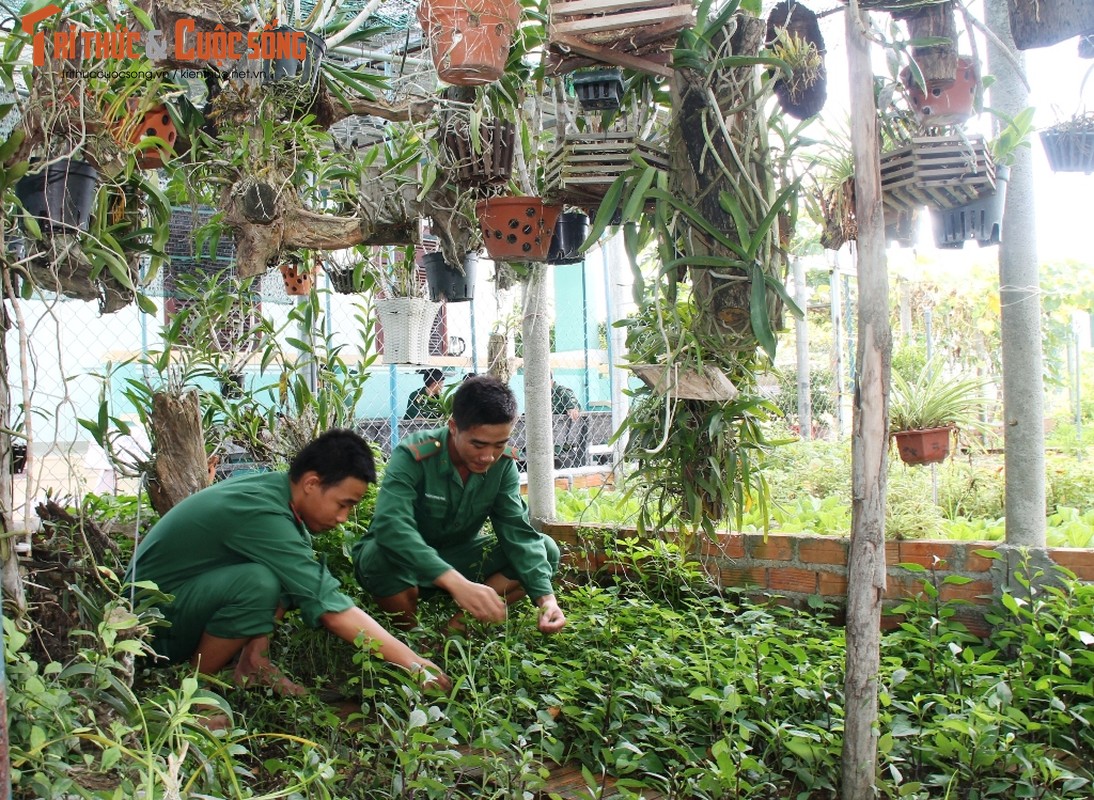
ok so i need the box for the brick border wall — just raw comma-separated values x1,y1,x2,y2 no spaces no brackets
541,522,1094,634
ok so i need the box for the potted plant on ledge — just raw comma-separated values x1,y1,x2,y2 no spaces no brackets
889,359,992,466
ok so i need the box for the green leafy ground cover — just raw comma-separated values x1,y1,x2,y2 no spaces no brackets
8,513,1094,799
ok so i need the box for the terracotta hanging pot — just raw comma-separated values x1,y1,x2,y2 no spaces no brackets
130,103,178,170
476,196,563,262
903,56,977,126
280,260,315,296
893,427,952,465
417,0,521,86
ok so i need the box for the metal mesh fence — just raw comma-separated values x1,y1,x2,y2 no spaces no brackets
5,235,623,529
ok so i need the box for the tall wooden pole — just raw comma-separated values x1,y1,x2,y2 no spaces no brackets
841,2,891,797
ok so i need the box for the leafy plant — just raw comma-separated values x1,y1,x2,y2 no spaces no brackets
889,358,994,434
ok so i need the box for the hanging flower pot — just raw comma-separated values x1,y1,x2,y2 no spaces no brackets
261,27,327,102
547,211,589,264
423,250,478,302
766,1,828,121
1040,117,1094,173
375,297,441,364
441,117,516,185
903,56,977,126
417,0,521,86
892,427,952,466
14,157,99,233
279,259,315,295
1006,0,1094,51
930,165,1009,248
880,135,996,214
476,196,563,262
572,68,625,112
130,103,179,170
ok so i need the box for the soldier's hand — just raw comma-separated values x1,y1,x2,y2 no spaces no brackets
451,581,507,624
535,595,567,634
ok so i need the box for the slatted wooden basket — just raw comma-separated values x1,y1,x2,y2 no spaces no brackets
879,135,995,213
544,131,669,207
547,0,695,77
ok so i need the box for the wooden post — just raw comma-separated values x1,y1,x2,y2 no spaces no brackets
841,1,892,798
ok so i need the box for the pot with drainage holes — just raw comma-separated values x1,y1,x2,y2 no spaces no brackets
476,196,563,262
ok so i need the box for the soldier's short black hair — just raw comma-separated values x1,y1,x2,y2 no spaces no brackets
451,375,517,430
419,368,444,387
289,429,377,486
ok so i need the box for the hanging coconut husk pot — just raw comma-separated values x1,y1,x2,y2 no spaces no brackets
897,0,958,85
766,0,828,120
1006,0,1094,51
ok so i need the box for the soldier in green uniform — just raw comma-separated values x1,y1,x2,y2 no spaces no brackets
125,429,449,695
354,375,567,634
404,368,446,420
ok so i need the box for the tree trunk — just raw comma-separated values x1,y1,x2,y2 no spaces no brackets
986,0,1046,548
842,5,891,799
521,265,556,525
146,390,211,516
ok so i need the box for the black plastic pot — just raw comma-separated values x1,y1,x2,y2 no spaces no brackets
1040,128,1094,174
261,28,326,96
10,443,26,474
423,251,478,303
931,165,1009,249
14,158,99,233
572,68,625,112
547,212,590,264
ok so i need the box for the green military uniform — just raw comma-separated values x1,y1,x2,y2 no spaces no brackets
404,387,444,420
125,472,354,663
551,382,580,415
353,428,560,600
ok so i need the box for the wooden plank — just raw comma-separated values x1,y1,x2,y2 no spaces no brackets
549,33,675,77
552,6,694,37
550,0,685,17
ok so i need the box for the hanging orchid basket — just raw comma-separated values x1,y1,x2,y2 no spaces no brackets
418,0,521,86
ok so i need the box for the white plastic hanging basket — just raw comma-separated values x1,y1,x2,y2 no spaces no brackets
376,297,440,365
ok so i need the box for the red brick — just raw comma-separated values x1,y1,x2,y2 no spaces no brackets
963,546,997,574
1051,549,1094,582
748,535,793,561
717,566,767,589
939,579,993,605
897,541,954,570
769,567,819,594
884,574,926,600
884,541,901,566
554,478,571,490
699,533,746,560
818,571,848,596
798,537,849,567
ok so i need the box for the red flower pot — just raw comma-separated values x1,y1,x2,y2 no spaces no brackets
417,0,520,86
130,104,178,170
893,427,952,465
903,56,977,126
476,197,563,262
280,261,314,296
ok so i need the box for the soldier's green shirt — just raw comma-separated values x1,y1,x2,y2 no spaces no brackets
404,387,444,420
125,472,355,628
357,427,555,599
